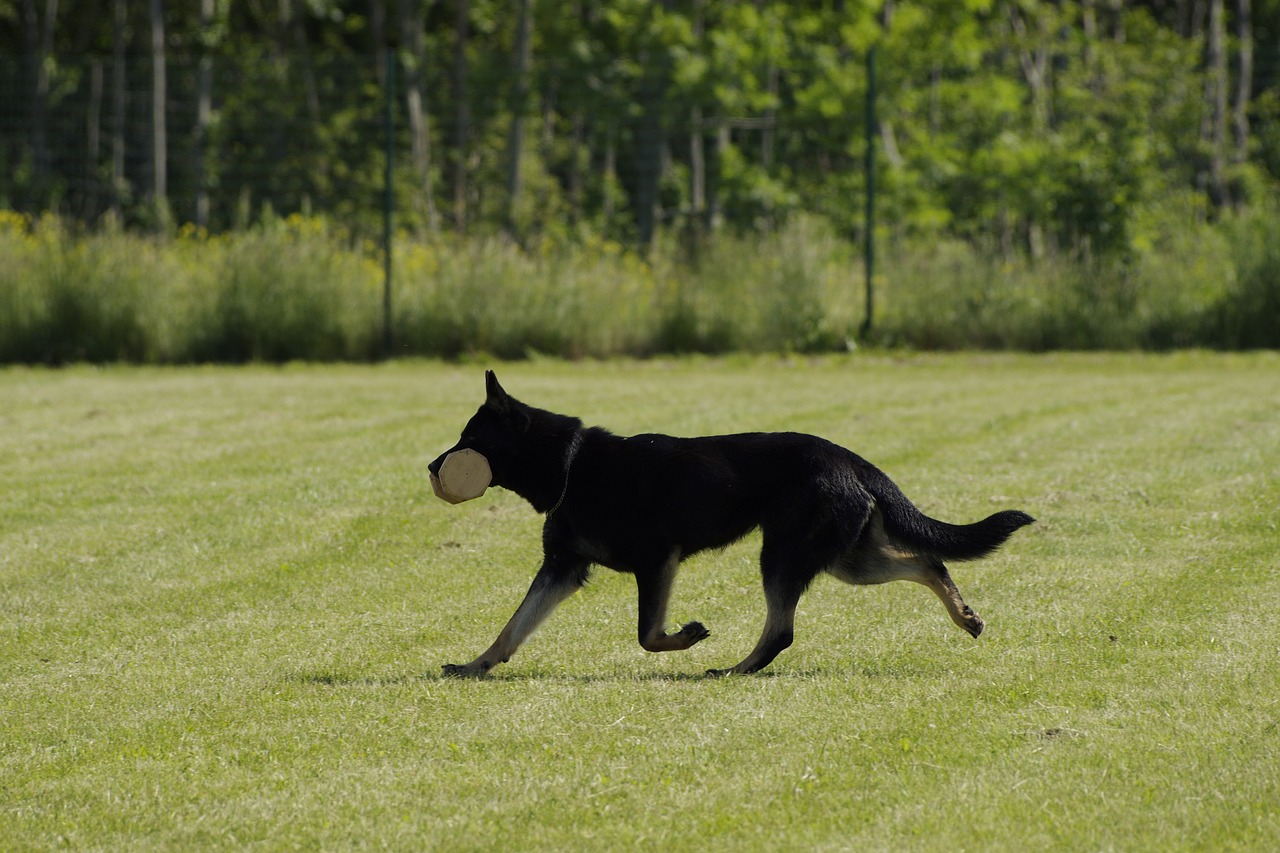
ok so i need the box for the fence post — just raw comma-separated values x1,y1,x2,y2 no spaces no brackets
382,49,395,359
861,45,877,340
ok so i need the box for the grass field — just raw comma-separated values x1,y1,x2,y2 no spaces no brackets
2,354,1277,850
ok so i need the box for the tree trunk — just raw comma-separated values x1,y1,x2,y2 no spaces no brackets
707,123,728,231
928,62,941,137
451,0,471,232
687,0,707,239
286,0,320,125
150,0,167,212
603,129,617,229
568,109,585,226
112,0,127,217
634,78,664,251
633,3,670,252
88,60,103,212
21,0,37,191
1082,0,1097,82
689,106,705,227
1233,0,1252,168
504,0,534,240
371,0,387,87
1008,3,1051,133
195,0,214,228
400,0,439,232
762,64,777,168
23,0,58,199
1204,0,1228,208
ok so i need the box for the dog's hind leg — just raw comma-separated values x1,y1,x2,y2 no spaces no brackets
831,509,984,638
635,549,710,653
708,540,818,675
708,574,803,675
442,553,590,677
919,559,984,638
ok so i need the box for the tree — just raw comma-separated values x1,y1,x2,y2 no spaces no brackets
150,0,166,213
2,0,1280,251
504,0,534,240
400,0,439,231
1204,0,1229,208
194,0,217,228
1234,0,1252,168
451,0,470,232
22,0,58,197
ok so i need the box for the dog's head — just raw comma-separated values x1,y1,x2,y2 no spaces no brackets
428,371,531,495
431,371,584,509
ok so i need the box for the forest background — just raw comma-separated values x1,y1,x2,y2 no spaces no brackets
2,0,1279,361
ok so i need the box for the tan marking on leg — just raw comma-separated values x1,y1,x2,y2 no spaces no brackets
919,571,984,638
713,591,797,675
443,574,580,677
829,509,984,639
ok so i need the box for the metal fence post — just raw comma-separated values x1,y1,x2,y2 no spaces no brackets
382,50,395,360
861,45,877,340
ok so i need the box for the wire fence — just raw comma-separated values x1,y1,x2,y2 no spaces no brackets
4,46,1280,244
3,51,781,240
3,43,1280,359
7,43,1280,239
2,54,406,232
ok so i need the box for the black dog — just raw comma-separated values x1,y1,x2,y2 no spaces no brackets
430,371,1033,676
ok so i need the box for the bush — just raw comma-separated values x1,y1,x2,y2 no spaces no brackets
190,216,380,362
1,206,1277,363
0,215,178,363
1215,207,1280,348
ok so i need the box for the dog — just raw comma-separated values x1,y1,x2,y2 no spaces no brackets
430,371,1033,676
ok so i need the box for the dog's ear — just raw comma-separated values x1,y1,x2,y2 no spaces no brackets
484,370,509,413
485,370,531,430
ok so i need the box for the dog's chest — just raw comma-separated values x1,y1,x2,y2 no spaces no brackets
573,537,614,565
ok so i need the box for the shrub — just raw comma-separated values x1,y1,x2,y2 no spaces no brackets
2,205,1277,363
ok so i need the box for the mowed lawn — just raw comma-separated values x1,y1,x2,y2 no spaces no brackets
2,354,1277,851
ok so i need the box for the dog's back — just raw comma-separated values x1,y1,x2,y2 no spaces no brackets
562,428,1030,567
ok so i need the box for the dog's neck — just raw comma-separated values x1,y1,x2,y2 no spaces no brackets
501,411,584,513
545,428,584,518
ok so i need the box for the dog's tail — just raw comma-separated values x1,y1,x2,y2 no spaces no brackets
862,464,1034,561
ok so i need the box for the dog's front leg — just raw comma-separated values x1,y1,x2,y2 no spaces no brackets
636,549,710,653
442,553,590,677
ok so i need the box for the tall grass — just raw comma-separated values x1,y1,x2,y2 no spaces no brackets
0,212,380,364
1215,206,1280,348
1,207,1276,364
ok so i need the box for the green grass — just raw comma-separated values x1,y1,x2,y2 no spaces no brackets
2,354,1277,850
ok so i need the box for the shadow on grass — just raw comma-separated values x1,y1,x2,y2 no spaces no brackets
283,667,834,687
284,671,418,688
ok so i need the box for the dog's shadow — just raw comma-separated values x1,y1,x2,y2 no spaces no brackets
284,668,826,687
284,671,416,688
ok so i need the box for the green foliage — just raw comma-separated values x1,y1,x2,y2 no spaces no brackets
0,212,379,365
0,214,177,363
1214,205,1280,348
192,215,380,363
4,2,1278,254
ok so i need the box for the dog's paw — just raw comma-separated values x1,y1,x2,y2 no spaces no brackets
961,606,984,639
441,663,487,679
679,621,711,645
